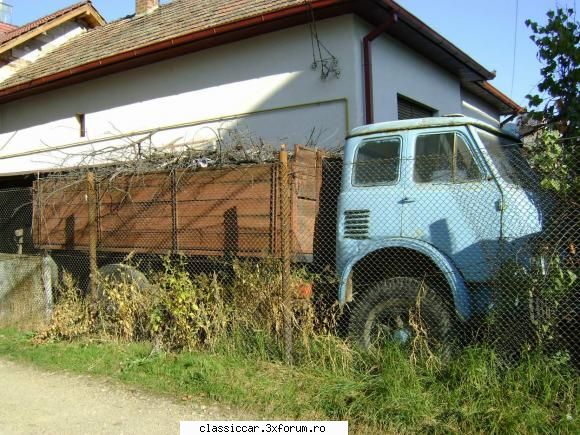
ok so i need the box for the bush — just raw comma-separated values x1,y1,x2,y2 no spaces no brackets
95,269,154,342
150,257,229,351
36,271,92,342
37,256,331,355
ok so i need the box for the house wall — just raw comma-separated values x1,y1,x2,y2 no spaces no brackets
353,17,463,124
0,14,501,176
0,15,362,175
460,87,501,127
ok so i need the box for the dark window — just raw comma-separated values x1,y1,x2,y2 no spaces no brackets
354,137,401,185
76,113,86,137
414,132,481,183
397,95,436,120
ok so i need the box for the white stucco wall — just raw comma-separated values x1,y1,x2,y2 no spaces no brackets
0,15,362,175
352,17,506,127
460,87,501,127
0,14,502,176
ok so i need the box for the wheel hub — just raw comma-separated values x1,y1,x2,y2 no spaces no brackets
392,328,412,344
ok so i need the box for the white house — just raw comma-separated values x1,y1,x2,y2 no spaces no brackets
0,0,521,180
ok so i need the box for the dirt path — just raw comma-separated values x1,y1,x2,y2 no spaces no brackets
0,358,242,435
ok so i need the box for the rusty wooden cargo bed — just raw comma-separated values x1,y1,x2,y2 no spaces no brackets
33,147,323,261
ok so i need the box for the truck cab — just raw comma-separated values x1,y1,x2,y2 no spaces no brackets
336,116,543,348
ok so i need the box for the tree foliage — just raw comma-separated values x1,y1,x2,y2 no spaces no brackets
524,9,579,198
525,8,579,139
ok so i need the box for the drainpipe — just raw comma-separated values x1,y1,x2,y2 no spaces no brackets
363,13,398,125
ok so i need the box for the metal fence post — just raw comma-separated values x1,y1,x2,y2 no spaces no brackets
86,171,98,300
279,144,294,364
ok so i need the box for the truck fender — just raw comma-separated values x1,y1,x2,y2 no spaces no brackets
338,238,471,320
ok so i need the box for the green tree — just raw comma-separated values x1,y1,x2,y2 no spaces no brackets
517,9,579,364
524,8,579,197
525,8,579,139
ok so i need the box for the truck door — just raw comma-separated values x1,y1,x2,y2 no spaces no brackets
401,128,503,282
337,133,404,241
347,134,404,238
335,133,405,279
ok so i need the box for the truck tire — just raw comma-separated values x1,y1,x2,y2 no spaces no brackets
95,263,152,301
349,277,451,350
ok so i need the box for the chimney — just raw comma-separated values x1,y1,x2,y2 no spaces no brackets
0,2,12,24
0,2,16,36
136,0,159,15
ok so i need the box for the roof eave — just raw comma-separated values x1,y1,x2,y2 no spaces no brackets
375,0,495,81
83,3,107,27
0,0,352,103
479,81,524,114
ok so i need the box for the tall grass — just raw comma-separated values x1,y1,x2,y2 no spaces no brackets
27,257,579,433
1,327,576,433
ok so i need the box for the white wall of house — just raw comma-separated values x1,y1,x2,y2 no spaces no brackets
353,17,463,123
0,15,361,174
460,88,501,127
0,14,502,176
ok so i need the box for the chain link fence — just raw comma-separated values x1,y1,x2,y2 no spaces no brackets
0,187,56,328
0,135,577,366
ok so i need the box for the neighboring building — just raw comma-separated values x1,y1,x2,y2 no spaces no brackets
0,1,104,85
0,2,16,35
0,0,521,177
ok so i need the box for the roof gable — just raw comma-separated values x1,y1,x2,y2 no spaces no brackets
0,1,105,55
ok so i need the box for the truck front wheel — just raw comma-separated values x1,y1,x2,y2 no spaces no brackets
96,263,153,301
349,277,451,350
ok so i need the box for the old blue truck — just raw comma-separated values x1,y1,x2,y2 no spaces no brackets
32,115,544,347
336,115,542,347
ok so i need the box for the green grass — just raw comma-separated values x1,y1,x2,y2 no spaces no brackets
0,327,577,434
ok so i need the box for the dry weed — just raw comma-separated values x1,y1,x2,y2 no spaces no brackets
35,272,92,342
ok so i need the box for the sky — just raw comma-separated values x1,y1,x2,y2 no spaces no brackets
2,0,577,109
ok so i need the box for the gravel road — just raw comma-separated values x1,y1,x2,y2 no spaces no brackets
0,358,241,435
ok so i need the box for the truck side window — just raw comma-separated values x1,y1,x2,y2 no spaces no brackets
354,137,401,185
414,133,480,183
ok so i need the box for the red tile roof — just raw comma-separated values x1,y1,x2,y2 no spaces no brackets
0,22,17,35
0,0,306,90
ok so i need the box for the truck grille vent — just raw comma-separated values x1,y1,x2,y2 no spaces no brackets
344,209,370,239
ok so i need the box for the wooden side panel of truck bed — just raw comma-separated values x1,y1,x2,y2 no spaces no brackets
33,147,323,261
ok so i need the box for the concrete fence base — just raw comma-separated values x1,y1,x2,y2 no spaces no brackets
0,254,57,329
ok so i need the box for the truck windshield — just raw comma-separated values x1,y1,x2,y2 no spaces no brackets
476,128,536,188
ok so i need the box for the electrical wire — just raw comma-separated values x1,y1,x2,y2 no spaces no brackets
305,0,340,80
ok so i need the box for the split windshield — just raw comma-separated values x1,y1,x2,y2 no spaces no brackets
475,128,536,188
